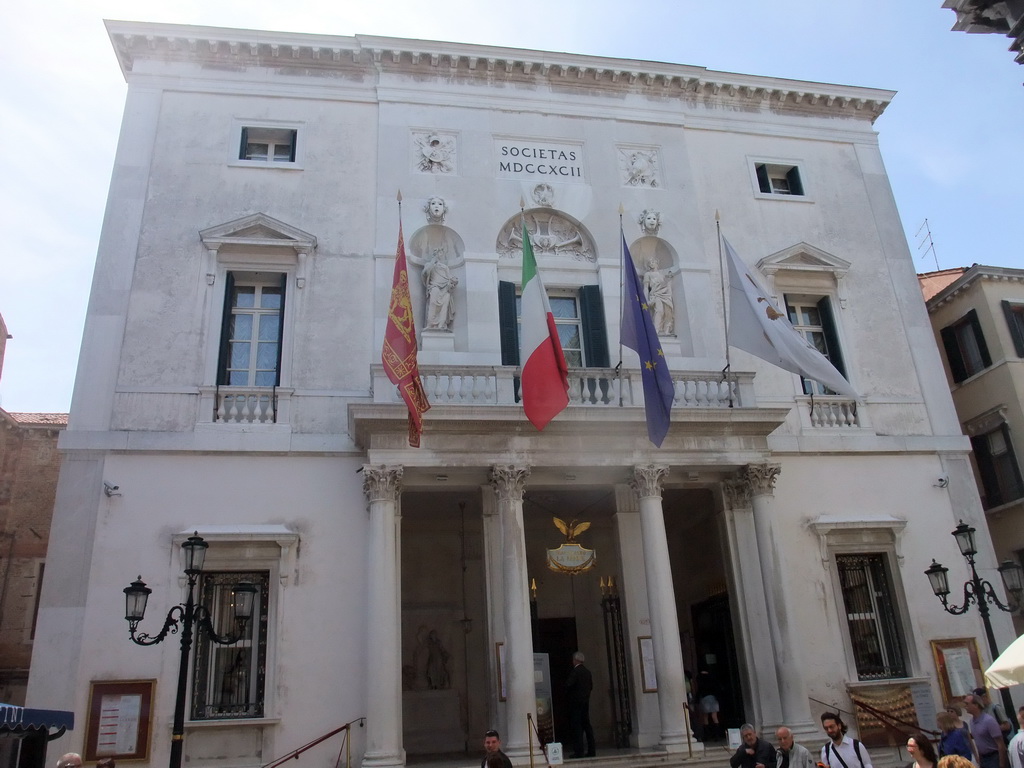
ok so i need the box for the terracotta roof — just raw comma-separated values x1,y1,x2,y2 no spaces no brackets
918,267,968,302
5,412,69,426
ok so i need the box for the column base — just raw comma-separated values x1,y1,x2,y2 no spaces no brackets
503,744,545,764
659,732,704,754
362,749,406,768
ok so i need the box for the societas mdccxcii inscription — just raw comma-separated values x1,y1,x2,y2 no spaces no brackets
495,139,585,181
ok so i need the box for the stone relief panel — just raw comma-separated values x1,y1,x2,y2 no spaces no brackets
412,130,457,174
496,209,595,262
618,145,661,188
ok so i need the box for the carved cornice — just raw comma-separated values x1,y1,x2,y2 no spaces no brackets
743,463,780,496
105,21,893,123
363,464,403,502
925,264,1024,312
490,464,530,502
722,477,751,510
630,465,668,499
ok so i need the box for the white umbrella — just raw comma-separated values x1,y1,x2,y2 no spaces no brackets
984,633,1024,689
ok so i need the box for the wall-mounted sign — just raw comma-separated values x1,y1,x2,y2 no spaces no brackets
547,517,595,573
496,140,585,181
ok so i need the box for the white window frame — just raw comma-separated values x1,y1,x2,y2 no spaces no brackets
810,516,917,681
173,526,298,726
748,156,812,202
229,119,305,169
198,214,317,427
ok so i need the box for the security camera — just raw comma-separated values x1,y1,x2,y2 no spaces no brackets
934,476,949,489
103,482,121,497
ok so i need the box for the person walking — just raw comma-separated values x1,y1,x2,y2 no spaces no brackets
566,651,596,758
965,693,1008,768
481,730,513,768
776,726,815,768
908,733,939,768
820,712,873,768
731,724,777,768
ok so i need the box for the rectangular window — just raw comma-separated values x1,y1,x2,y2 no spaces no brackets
755,162,804,196
499,283,609,369
785,295,847,395
217,272,285,387
941,309,991,383
835,553,908,680
191,571,270,721
239,127,297,164
1001,300,1024,357
971,424,1024,509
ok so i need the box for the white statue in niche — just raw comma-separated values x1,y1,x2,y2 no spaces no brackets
638,209,662,236
643,256,682,336
414,132,456,174
422,248,458,331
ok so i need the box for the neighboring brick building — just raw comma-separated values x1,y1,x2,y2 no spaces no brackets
0,312,67,703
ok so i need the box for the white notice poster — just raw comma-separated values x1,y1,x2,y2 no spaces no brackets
942,647,978,698
97,694,141,756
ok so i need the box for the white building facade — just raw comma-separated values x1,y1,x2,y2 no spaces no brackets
27,20,1017,768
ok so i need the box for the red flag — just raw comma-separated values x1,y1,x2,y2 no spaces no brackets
382,220,430,446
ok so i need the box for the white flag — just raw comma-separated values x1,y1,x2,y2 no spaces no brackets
724,237,858,399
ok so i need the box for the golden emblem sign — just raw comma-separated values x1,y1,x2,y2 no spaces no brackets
546,517,595,574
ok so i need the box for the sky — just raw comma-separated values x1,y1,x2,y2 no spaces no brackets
1,1,1022,413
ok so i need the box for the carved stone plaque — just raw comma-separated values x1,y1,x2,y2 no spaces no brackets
496,210,595,262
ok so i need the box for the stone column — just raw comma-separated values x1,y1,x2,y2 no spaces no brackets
481,485,507,729
489,465,537,759
721,477,783,728
744,463,813,730
630,465,690,751
362,465,405,768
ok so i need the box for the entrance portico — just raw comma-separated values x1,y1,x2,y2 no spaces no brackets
351,401,800,766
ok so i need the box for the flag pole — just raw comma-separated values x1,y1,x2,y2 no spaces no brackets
716,211,734,408
617,204,625,407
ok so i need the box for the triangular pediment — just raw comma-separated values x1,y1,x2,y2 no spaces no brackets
757,242,850,275
200,213,317,252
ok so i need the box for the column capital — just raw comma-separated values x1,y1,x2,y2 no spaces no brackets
630,464,668,500
363,465,403,502
490,464,530,502
722,477,751,510
743,463,780,497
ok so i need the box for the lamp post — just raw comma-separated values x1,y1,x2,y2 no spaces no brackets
924,520,1023,722
123,533,257,768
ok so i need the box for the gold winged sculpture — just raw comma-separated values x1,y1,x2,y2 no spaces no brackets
553,517,591,543
548,517,595,573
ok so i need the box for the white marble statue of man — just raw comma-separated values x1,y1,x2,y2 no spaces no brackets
422,248,458,330
643,257,681,335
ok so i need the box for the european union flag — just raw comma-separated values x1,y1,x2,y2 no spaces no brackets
620,234,674,447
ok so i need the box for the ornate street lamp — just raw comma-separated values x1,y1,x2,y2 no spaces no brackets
925,520,1022,719
123,533,257,768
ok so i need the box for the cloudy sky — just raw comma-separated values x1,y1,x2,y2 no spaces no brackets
2,1,1022,413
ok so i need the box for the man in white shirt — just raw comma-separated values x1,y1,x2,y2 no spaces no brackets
820,712,873,768
1009,707,1024,768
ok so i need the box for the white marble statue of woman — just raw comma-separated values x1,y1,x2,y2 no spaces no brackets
422,249,458,330
643,256,681,335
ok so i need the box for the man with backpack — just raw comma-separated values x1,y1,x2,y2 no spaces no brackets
820,712,873,768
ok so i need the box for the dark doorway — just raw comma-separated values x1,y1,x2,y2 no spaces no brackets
535,617,578,745
691,595,744,734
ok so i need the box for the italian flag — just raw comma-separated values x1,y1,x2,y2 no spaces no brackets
520,223,569,430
